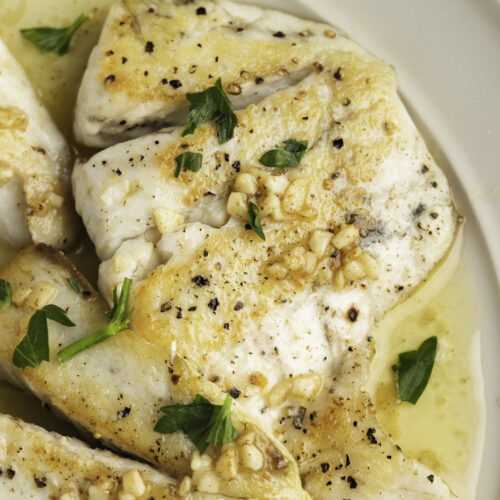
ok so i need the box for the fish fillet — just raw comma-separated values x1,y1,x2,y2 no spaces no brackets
0,245,307,499
74,0,371,147
0,413,178,499
0,38,79,250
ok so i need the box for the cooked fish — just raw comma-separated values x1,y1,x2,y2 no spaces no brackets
72,41,458,497
0,413,178,499
74,0,370,147
0,245,307,500
0,39,79,250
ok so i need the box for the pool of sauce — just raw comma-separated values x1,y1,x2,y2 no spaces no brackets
0,1,485,497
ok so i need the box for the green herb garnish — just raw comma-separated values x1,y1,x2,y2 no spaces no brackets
57,278,133,363
259,139,308,168
248,202,265,241
12,305,75,369
20,13,87,56
66,277,82,295
174,152,203,178
154,394,239,453
392,336,437,404
0,279,12,309
182,78,237,144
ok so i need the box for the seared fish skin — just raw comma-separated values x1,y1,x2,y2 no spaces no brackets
0,245,308,500
0,39,79,250
0,413,177,499
75,0,366,147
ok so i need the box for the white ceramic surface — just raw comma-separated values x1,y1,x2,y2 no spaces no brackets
260,1,499,498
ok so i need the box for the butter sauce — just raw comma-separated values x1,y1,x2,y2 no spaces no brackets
0,1,484,497
366,229,485,499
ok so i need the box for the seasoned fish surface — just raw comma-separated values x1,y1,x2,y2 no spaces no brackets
0,39,79,250
0,246,308,500
72,33,458,498
75,0,367,146
0,413,177,499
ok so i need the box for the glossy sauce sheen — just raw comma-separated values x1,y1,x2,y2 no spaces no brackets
0,1,484,498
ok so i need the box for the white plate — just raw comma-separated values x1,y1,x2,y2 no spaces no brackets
268,1,499,498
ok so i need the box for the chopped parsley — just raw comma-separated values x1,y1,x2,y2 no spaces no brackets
248,202,265,241
392,336,437,404
20,13,87,56
259,139,308,168
154,394,239,453
66,277,82,295
57,278,133,363
0,279,12,309
182,78,237,144
174,152,203,177
12,305,75,369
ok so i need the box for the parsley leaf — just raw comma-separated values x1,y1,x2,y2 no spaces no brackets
20,13,87,56
259,139,308,168
12,305,75,369
0,279,12,309
248,202,265,241
12,310,49,369
41,304,76,327
182,78,237,144
66,277,82,295
57,278,133,363
174,152,203,178
392,336,437,404
154,394,239,453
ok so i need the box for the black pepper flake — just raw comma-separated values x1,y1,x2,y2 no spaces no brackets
231,160,241,172
334,67,343,81
273,31,286,38
431,181,438,188
145,41,154,53
326,481,332,486
333,138,344,149
171,374,180,385
255,77,264,84
353,420,358,427
122,56,128,64
188,306,197,312
148,7,155,12
162,78,168,84
347,476,358,489
345,454,350,467
160,302,172,312
427,474,434,483
6,469,15,479
208,298,219,311
176,307,183,319
293,406,307,429
169,79,182,89
347,306,359,322
320,463,330,473
233,301,244,311
335,463,343,470
192,275,210,287
117,406,131,419
82,290,91,297
223,323,230,330
421,164,429,174
104,74,116,83
430,212,438,219
196,6,207,15
366,427,378,444
203,250,209,257
236,27,244,32
119,120,127,126
34,476,47,488
229,387,241,398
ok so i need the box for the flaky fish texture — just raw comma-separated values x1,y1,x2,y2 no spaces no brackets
0,39,79,250
75,0,367,146
0,413,178,499
0,245,308,500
